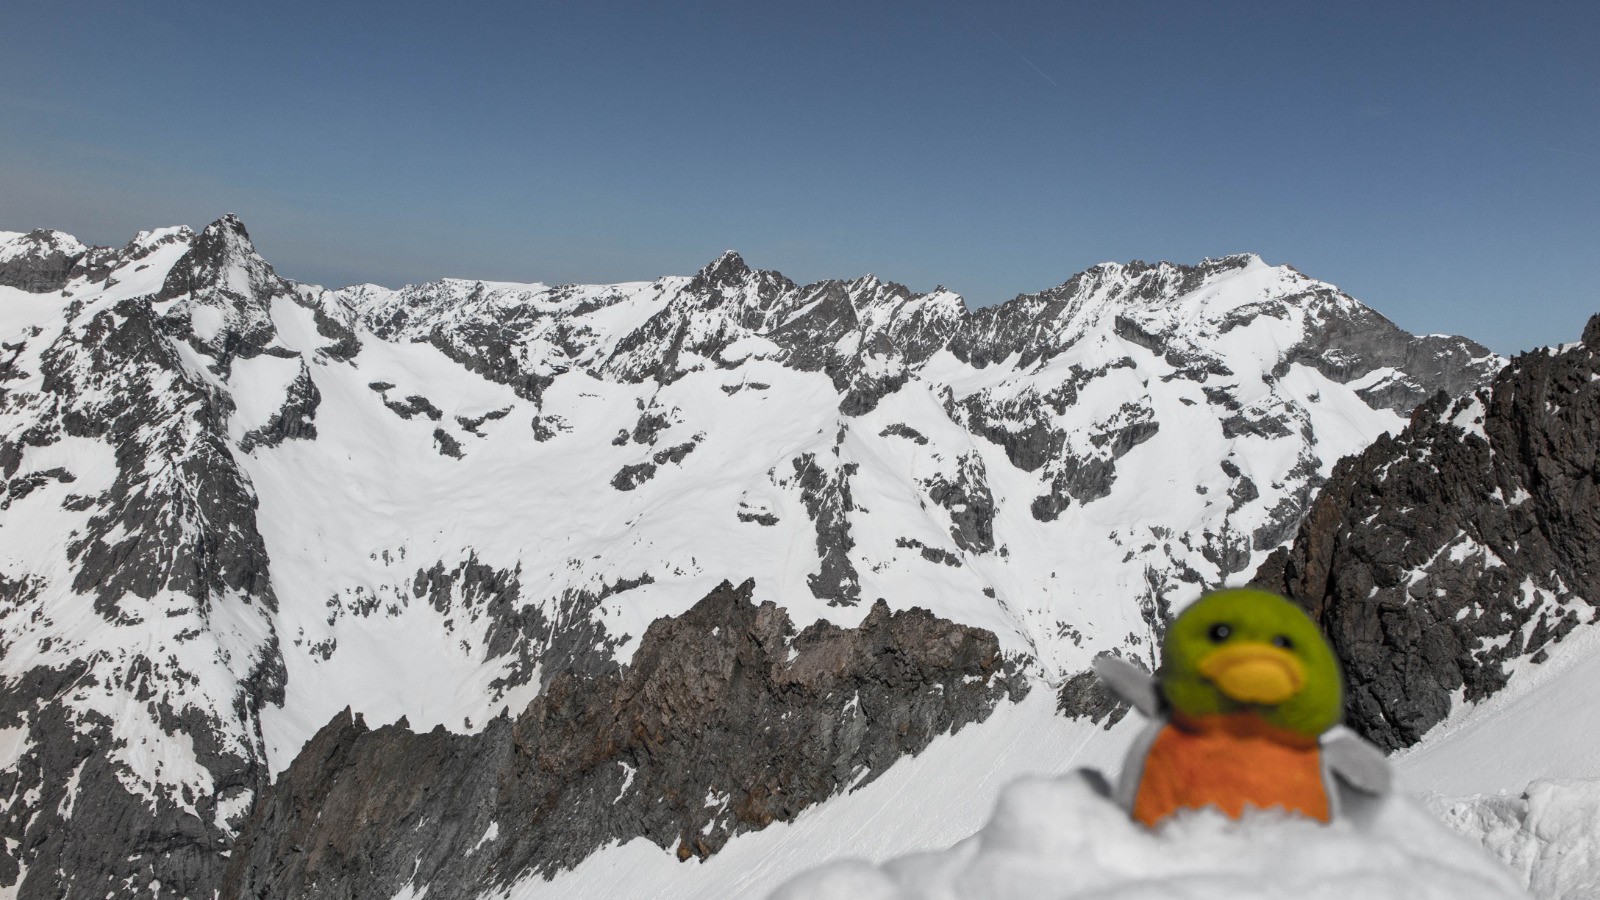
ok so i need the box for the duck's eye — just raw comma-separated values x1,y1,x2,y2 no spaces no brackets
1271,635,1294,650
1207,623,1232,643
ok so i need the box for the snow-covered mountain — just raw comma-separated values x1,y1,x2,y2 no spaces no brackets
0,216,1507,898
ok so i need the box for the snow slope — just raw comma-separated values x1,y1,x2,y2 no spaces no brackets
772,771,1528,900
1395,616,1600,796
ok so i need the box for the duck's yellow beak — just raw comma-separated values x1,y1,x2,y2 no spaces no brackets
1198,643,1305,705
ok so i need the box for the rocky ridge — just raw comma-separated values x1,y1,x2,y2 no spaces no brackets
222,580,1023,898
1254,317,1600,750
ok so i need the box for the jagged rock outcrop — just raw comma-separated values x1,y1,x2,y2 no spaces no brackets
240,361,321,452
1254,316,1600,750
222,579,1025,898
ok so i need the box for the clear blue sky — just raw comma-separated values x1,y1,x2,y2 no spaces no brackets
2,1,1595,354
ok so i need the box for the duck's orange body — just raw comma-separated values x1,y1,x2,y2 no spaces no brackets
1132,711,1329,827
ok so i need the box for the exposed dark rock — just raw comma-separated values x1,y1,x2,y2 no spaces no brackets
224,580,1026,898
155,215,285,373
1197,528,1252,581
41,297,277,615
878,423,928,445
399,557,637,699
308,299,362,361
1056,660,1136,729
1221,409,1293,439
737,500,779,526
1,467,74,510
240,362,321,453
1202,385,1242,411
1254,318,1600,750
896,537,962,567
427,323,551,403
531,414,565,441
1221,458,1260,511
766,282,859,374
1267,294,1498,415
924,453,996,553
631,409,672,445
839,368,908,416
456,407,512,436
433,428,464,458
958,392,1060,473
0,230,87,292
1032,411,1159,521
378,391,444,421
611,462,657,491
651,440,697,466
792,453,861,606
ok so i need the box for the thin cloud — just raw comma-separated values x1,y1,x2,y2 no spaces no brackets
1536,144,1600,162
967,11,1058,88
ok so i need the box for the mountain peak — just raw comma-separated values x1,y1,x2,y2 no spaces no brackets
1205,252,1264,268
175,215,279,288
11,228,87,255
155,213,286,360
0,229,91,292
696,249,751,285
198,213,255,251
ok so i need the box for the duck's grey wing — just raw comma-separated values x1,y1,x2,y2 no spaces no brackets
1092,655,1162,719
1113,718,1166,814
1091,655,1166,814
1322,725,1393,826
1322,726,1392,797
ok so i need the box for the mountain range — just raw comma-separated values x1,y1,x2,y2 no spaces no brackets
3,216,1588,899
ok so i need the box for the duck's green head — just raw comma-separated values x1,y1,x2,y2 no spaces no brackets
1159,588,1343,737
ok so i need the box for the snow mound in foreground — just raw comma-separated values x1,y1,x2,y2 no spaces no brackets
771,771,1528,900
1427,779,1600,900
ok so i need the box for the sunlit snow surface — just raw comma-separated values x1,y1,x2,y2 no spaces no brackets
1403,622,1600,899
1427,781,1600,900
772,772,1528,900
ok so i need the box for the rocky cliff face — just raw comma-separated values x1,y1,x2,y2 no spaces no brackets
0,217,1500,898
0,221,287,899
222,579,1023,898
1254,317,1600,750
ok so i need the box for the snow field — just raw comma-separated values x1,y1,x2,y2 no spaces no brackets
1426,781,1600,900
772,771,1530,900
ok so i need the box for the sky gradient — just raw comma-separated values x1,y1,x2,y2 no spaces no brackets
2,1,1596,354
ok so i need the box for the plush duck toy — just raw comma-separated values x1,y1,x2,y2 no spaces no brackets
1095,588,1391,827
